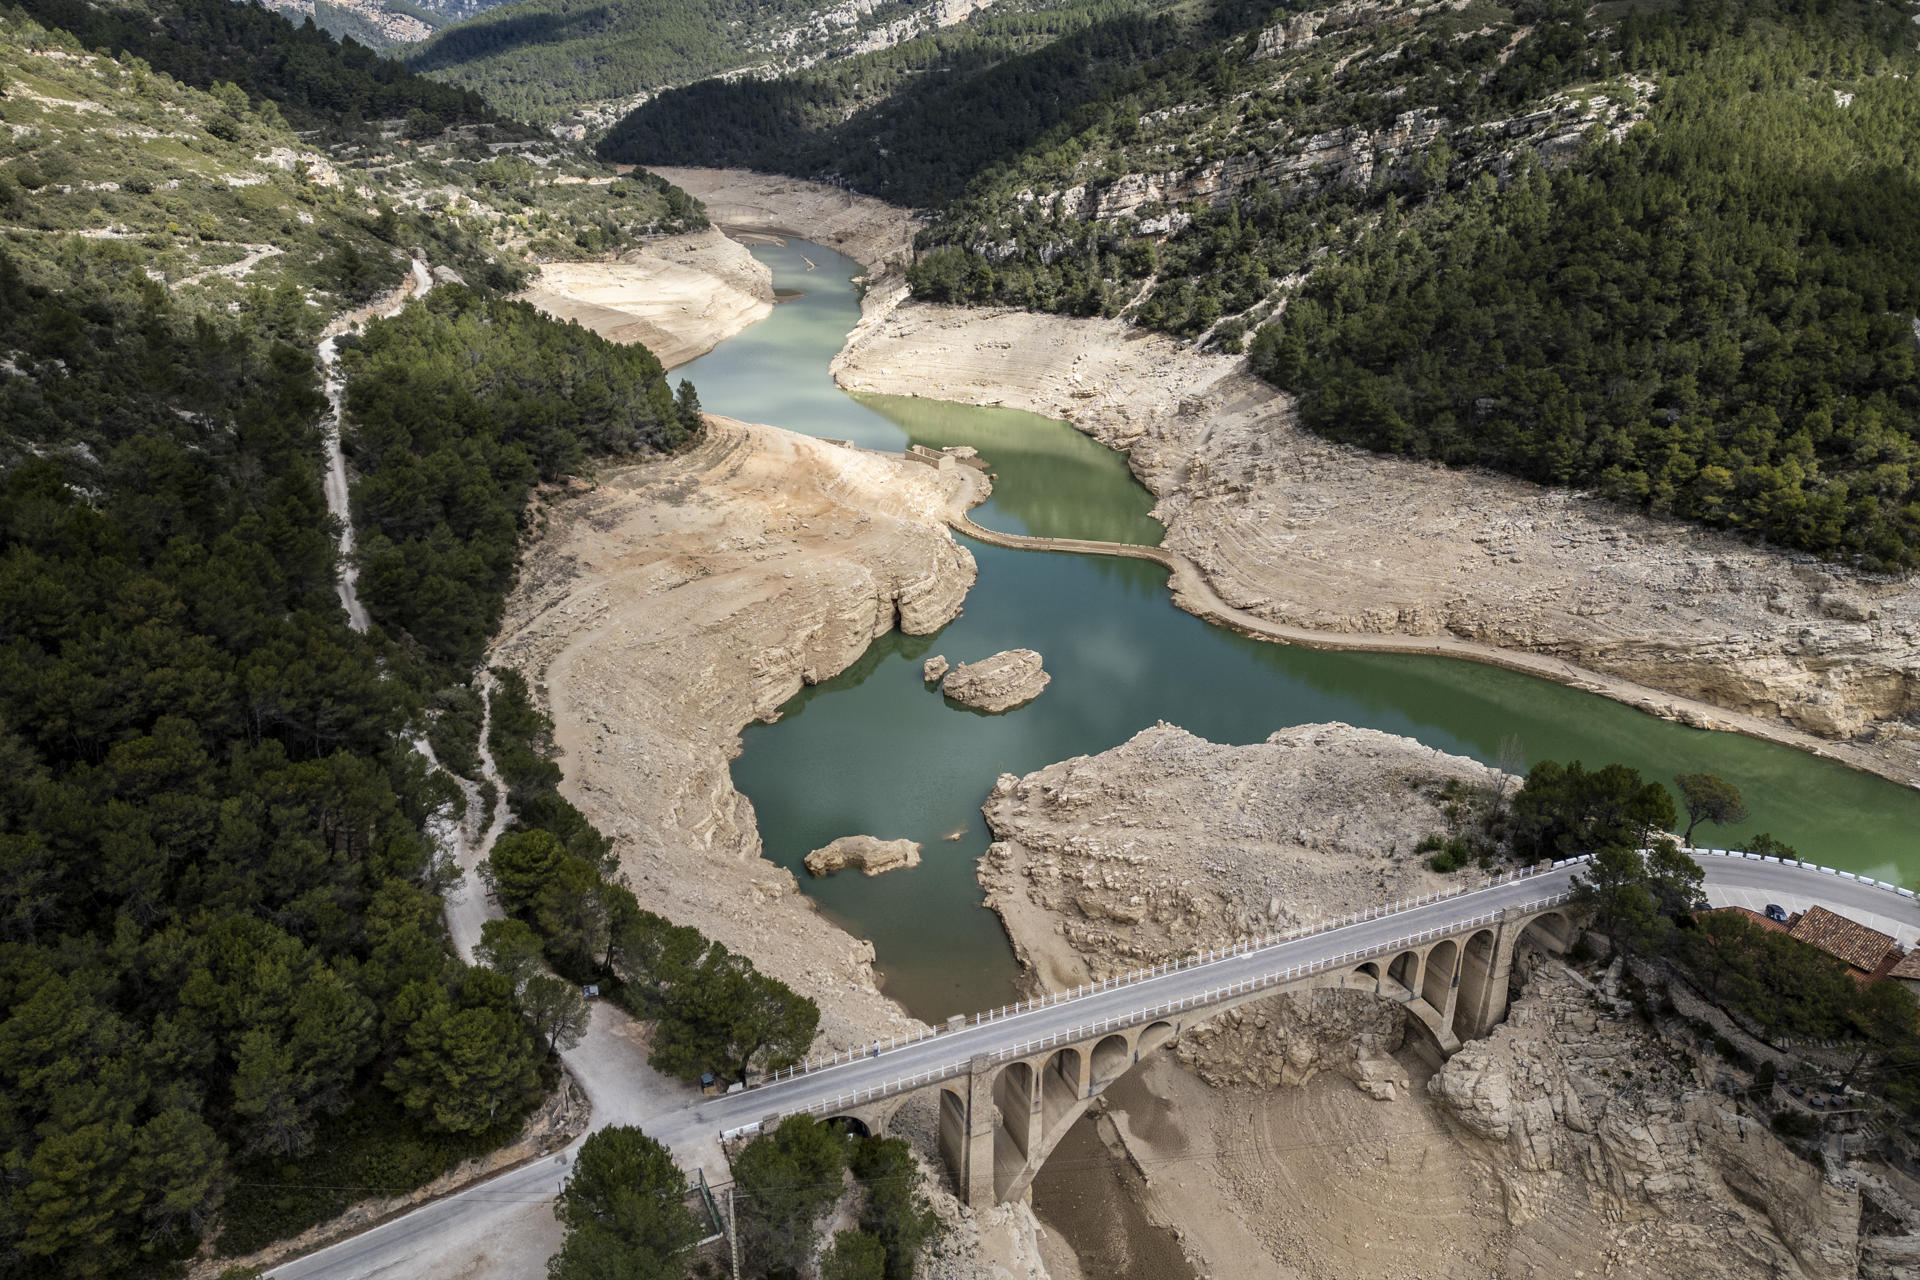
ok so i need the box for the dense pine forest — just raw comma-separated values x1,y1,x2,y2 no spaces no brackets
600,0,1196,205
609,0,1920,569
1253,4,1920,568
0,4,808,1275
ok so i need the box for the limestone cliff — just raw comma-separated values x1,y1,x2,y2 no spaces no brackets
1432,958,1861,1279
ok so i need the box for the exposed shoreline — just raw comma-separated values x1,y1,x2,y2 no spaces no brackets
656,167,1920,792
982,725,1878,1280
491,417,985,1047
517,226,774,369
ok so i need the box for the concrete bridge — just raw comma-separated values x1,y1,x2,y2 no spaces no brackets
689,866,1577,1207
634,848,1920,1210
271,849,1920,1277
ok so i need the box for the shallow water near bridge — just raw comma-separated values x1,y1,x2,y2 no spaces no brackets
680,239,1920,1024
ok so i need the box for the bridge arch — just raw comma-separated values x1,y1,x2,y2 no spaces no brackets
1452,929,1498,1040
1519,909,1576,954
821,1114,872,1138
1138,1020,1176,1057
1422,937,1459,1011
937,1086,967,1182
1388,950,1420,995
1091,1033,1131,1085
1041,1047,1084,1132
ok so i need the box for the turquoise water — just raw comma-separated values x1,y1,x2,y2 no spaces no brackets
682,241,1920,1022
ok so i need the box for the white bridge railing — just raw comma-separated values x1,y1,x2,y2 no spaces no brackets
758,857,1593,1087
718,847,1919,1144
1693,848,1915,899
717,887,1579,1142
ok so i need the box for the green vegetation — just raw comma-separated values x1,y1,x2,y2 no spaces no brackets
732,1119,941,1280
1675,773,1749,846
1257,6,1920,568
1581,846,1920,1123
548,1126,698,1280
0,7,703,320
602,0,1191,206
0,2,727,1268
415,0,952,124
620,0,1920,567
335,287,688,670
475,677,819,1088
1416,758,1677,873
13,0,496,133
0,241,562,1275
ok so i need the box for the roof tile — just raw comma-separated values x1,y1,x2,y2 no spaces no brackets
1788,905,1897,974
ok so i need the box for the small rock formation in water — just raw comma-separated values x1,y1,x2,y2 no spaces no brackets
804,835,923,878
941,648,1050,712
923,654,950,683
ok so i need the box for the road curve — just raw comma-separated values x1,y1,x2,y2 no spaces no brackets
270,849,1920,1279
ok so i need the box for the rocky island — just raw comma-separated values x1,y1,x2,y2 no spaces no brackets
803,835,924,878
938,648,1051,713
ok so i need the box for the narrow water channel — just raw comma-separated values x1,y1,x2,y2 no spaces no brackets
681,240,1920,1024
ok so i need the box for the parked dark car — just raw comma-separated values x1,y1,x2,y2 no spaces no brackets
1765,904,1789,923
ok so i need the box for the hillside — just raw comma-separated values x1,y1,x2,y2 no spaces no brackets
409,0,1080,128
0,5,802,1275
609,0,1920,570
0,0,709,309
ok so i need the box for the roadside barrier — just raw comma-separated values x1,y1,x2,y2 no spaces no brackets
720,887,1578,1141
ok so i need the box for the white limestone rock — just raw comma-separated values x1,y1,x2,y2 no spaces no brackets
804,835,924,878
941,648,1050,713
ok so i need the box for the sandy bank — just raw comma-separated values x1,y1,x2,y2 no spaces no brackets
519,227,773,368
490,417,984,1045
844,304,1920,786
650,167,919,280
654,171,1920,787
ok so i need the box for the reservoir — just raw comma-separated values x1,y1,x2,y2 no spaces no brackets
680,240,1920,1022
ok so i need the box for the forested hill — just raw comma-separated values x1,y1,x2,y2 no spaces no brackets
610,0,1920,571
0,4,814,1276
16,0,498,131
600,0,1199,206
408,0,1098,127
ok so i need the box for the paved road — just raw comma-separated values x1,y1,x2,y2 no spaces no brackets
272,850,1920,1278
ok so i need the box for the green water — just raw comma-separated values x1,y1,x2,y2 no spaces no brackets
681,241,1920,1023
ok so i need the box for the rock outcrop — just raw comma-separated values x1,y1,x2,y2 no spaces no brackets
983,724,1882,1279
940,648,1050,712
1432,959,1862,1279
922,653,950,683
981,722,1497,1085
803,834,923,878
